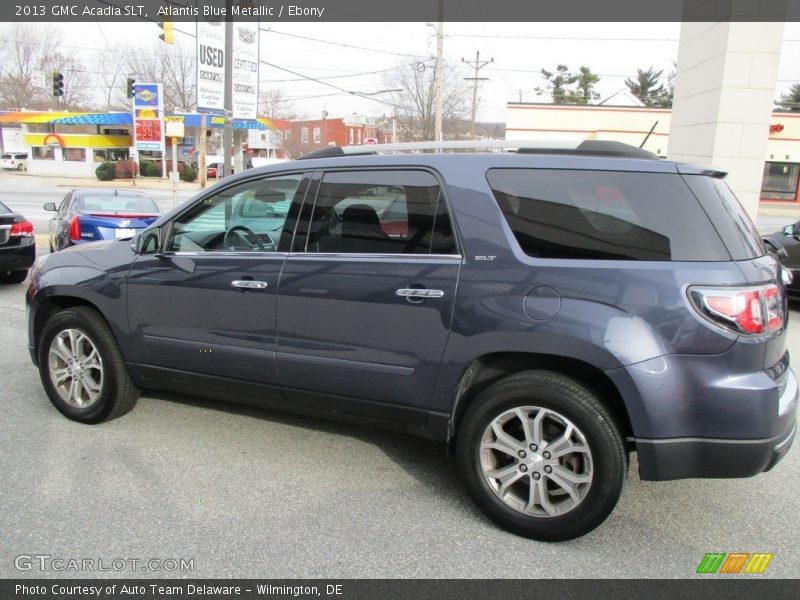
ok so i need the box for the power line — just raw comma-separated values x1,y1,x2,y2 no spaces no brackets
260,60,434,84
259,60,406,112
448,34,680,42
260,28,427,59
94,0,196,38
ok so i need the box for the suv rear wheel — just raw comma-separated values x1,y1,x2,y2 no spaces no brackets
456,370,626,541
38,306,139,423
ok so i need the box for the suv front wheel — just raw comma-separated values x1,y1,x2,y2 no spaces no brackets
38,306,139,424
456,370,626,541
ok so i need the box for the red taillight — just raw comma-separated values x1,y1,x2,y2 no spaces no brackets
69,215,81,241
764,285,782,330
690,284,784,335
9,220,33,237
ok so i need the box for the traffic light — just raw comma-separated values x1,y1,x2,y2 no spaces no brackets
126,78,136,99
158,14,174,44
52,71,64,97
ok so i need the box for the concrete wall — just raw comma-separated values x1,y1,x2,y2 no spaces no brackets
506,104,672,156
668,22,785,216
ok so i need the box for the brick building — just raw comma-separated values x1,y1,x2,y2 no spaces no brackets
278,115,392,159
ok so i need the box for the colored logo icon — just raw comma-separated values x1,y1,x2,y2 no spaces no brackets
696,552,773,574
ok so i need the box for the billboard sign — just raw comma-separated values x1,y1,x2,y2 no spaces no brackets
197,20,226,114
132,83,164,152
232,23,259,120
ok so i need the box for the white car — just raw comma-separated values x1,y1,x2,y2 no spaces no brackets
1,152,27,171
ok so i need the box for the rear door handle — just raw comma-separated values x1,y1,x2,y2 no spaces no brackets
396,288,445,299
231,280,268,290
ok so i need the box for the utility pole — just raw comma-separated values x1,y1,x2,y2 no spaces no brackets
199,115,207,188
462,51,493,139
434,0,444,143
222,0,234,177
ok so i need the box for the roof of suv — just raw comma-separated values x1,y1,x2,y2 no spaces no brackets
219,140,727,187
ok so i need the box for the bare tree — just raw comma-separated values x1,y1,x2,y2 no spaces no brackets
95,43,133,112
281,137,312,160
383,61,469,141
0,24,60,110
259,88,295,119
0,24,96,111
127,41,196,111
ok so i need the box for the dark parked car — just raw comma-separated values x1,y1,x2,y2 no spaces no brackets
26,140,797,541
45,189,162,252
764,221,800,298
0,200,35,283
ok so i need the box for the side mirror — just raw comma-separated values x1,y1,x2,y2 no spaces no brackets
136,226,162,255
43,202,56,211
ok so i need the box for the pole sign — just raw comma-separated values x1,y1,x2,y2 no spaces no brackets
232,23,259,120
132,83,165,154
197,20,226,114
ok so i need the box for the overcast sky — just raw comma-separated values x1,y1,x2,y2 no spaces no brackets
42,21,800,121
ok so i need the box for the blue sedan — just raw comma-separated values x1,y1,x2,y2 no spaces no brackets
45,189,162,252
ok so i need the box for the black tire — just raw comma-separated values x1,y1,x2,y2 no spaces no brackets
0,270,27,284
38,306,139,424
456,370,626,541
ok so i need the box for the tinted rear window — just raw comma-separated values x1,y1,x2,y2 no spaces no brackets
681,175,763,260
486,168,731,261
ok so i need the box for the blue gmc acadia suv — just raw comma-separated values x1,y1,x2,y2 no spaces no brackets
26,140,798,540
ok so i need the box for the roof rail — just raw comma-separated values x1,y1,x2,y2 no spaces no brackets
298,139,657,160
297,146,376,160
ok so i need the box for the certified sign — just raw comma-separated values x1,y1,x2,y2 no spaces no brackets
232,23,259,120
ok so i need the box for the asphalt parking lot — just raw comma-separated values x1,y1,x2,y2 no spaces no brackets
0,275,798,579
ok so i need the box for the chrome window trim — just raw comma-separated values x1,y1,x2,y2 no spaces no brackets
166,251,462,260
169,251,290,257
288,252,463,260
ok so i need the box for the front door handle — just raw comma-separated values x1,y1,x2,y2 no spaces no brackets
231,280,268,290
396,288,444,299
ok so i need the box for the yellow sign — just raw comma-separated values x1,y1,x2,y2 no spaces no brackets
24,133,131,149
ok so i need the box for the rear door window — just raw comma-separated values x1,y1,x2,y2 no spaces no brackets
294,170,457,255
486,168,731,261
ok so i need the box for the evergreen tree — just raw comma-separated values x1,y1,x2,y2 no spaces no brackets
625,67,666,107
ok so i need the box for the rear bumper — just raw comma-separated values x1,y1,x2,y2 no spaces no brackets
636,420,796,480
0,238,35,271
635,362,798,480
